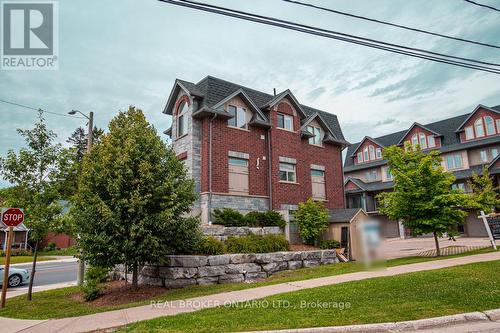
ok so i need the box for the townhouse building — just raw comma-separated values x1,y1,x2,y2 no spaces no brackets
344,104,500,238
163,76,349,226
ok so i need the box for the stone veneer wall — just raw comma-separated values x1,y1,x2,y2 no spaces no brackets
200,193,270,224
201,225,282,241
114,250,338,288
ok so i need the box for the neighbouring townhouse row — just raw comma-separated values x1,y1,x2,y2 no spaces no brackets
344,104,500,238
163,76,350,226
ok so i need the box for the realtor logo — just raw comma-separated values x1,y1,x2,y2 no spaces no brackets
1,1,58,70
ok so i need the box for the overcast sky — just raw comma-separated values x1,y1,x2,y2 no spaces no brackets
1,0,500,187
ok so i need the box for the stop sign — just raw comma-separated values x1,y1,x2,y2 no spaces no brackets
1,208,24,227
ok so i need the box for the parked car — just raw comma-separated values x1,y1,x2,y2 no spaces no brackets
0,267,30,287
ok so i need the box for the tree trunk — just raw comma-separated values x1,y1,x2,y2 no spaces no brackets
132,262,138,289
27,242,39,301
433,232,441,257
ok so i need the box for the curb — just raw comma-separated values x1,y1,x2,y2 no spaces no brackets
7,257,77,267
240,309,500,332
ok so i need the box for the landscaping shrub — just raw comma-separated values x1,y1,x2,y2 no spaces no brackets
44,242,56,252
11,249,32,256
319,239,341,249
0,250,4,257
81,265,109,301
164,217,203,254
198,236,226,255
244,211,286,229
225,234,289,253
294,198,330,245
212,208,246,226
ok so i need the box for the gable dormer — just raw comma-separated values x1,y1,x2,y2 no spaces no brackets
351,137,384,165
397,122,442,150
262,90,307,133
455,105,500,142
212,88,270,130
300,112,347,147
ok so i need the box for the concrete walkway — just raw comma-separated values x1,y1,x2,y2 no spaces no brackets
3,251,499,333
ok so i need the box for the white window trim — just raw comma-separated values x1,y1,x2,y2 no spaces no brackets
357,152,363,163
227,105,248,130
464,126,474,140
307,125,322,146
474,118,485,138
376,148,382,159
176,101,188,139
279,162,297,183
419,132,427,149
445,153,463,170
427,135,435,148
485,116,495,136
277,113,294,131
363,147,369,161
369,145,375,160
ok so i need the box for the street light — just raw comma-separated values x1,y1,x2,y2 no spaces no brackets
68,109,94,285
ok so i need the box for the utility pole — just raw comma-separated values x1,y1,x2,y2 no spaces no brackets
68,110,94,286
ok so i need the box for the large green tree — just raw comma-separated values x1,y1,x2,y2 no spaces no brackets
73,107,197,288
377,145,470,256
0,112,63,300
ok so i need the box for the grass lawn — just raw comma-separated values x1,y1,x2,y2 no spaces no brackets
0,256,56,265
0,247,496,320
122,260,500,333
37,247,77,257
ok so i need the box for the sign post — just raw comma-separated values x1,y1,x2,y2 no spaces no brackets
1,208,25,308
478,211,498,250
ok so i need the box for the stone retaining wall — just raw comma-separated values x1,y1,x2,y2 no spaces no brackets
201,225,282,241
114,250,338,288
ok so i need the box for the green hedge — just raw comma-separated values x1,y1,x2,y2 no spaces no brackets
319,240,340,249
198,236,226,255
212,208,286,228
225,234,289,253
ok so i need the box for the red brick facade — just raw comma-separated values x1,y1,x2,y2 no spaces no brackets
200,97,345,210
353,138,383,164
400,125,441,149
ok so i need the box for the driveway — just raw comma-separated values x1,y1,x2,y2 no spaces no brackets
379,236,492,259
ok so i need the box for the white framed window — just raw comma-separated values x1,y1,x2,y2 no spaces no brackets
419,133,427,148
277,113,293,131
480,150,488,163
228,157,249,194
363,147,369,161
385,167,393,180
492,148,499,158
311,169,326,200
279,162,296,182
474,118,485,137
376,148,382,159
369,145,375,160
452,183,465,191
445,153,463,170
228,105,247,129
427,135,435,148
465,126,474,140
357,152,363,163
307,126,321,145
365,170,378,182
485,116,495,135
411,134,418,146
496,119,500,134
176,101,189,138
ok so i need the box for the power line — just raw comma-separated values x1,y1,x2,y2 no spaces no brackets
157,0,500,74
282,0,500,49
0,98,86,119
463,0,500,12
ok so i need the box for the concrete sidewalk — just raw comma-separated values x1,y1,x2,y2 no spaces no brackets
3,251,499,333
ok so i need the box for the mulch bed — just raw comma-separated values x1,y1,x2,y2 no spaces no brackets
71,280,167,307
289,244,320,251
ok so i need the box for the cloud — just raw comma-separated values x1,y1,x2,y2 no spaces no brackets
375,118,398,126
307,87,326,100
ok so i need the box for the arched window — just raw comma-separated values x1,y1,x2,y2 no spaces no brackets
474,118,485,137
369,145,375,160
484,116,495,135
419,133,427,148
176,100,189,138
363,147,369,161
411,134,418,146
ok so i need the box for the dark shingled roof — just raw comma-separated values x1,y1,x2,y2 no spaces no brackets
174,76,345,141
344,105,500,172
329,208,364,223
345,177,394,193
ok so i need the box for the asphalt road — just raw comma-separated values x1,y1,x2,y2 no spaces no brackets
12,260,78,287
